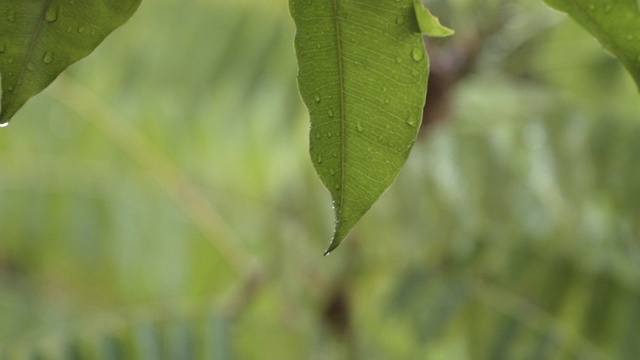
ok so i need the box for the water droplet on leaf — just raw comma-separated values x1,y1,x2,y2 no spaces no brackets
411,47,424,62
396,16,405,25
43,52,54,64
45,7,59,22
328,110,334,117
0,122,8,128
314,94,321,103
78,25,86,33
357,123,364,132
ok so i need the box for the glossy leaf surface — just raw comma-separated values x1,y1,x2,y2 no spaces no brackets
0,0,141,125
543,0,640,90
290,0,452,253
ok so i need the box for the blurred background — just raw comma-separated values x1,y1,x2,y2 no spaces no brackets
1,0,640,358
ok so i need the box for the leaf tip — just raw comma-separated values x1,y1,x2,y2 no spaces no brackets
413,0,455,37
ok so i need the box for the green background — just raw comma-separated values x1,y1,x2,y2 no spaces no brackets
1,0,640,358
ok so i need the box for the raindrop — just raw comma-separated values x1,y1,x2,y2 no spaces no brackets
357,123,364,132
43,51,54,64
45,6,59,22
317,155,323,163
66,26,73,32
0,122,8,128
405,116,417,127
314,94,321,103
396,16,405,25
78,25,86,33
411,47,424,62
7,85,14,92
335,184,340,190
328,110,334,118
327,132,333,138
330,169,336,176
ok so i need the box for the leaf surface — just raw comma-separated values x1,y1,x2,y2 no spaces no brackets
0,0,141,125
543,0,640,90
289,0,452,254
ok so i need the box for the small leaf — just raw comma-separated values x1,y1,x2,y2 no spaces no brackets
290,0,452,254
0,0,141,125
543,0,640,90
413,0,455,37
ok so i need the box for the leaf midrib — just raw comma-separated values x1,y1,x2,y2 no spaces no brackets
332,0,345,221
4,0,53,116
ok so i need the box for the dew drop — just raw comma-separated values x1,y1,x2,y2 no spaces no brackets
327,132,333,138
43,51,54,64
314,94,321,103
0,121,8,128
78,25,86,33
328,110,334,118
411,47,424,62
405,116,417,127
357,123,364,132
335,184,340,190
396,16,405,25
316,132,321,139
330,169,336,176
384,98,390,104
45,6,59,22
7,85,14,92
66,26,73,32
317,155,323,164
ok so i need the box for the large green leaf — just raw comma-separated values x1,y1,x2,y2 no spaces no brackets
0,0,141,125
290,0,452,254
543,0,640,90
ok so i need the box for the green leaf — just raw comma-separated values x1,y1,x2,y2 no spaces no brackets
413,0,455,37
542,0,640,90
290,0,451,254
0,0,141,125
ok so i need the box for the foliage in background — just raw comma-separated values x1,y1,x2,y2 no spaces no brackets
0,0,639,359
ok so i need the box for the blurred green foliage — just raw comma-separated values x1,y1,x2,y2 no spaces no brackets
1,0,640,359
